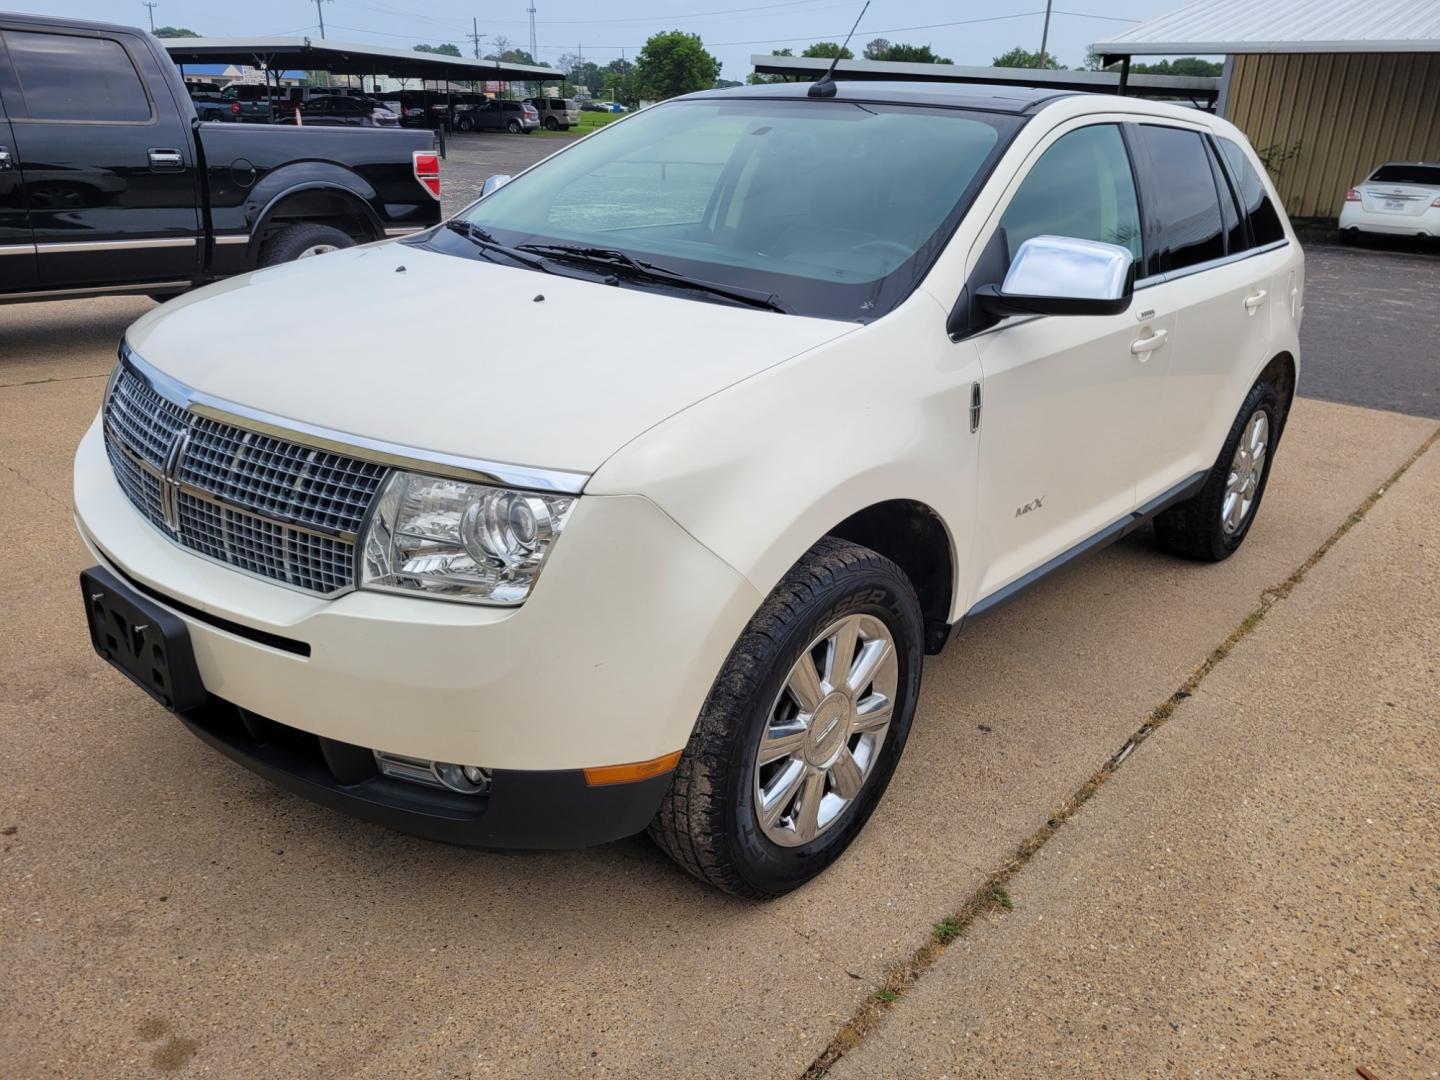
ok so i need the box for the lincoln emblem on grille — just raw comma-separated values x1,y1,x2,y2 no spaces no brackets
159,427,190,533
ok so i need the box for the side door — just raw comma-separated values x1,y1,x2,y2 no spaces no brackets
0,24,200,291
1128,125,1279,498
965,120,1173,603
0,42,36,293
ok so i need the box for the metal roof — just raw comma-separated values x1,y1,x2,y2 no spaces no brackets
749,55,1219,104
1095,0,1440,56
162,37,564,82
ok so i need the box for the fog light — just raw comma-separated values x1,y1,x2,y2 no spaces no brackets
434,762,491,794
374,751,491,795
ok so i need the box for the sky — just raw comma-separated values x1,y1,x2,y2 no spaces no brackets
12,1,1194,77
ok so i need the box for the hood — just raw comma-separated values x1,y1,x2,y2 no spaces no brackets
125,241,854,477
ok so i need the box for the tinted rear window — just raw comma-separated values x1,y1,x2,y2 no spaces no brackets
1136,125,1225,272
1217,137,1285,247
5,31,151,122
1370,164,1440,185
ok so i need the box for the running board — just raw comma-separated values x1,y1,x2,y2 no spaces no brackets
961,470,1208,626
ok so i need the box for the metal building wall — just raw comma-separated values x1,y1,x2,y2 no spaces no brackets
1226,52,1440,219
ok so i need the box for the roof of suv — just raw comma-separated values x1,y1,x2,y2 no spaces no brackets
689,80,1076,114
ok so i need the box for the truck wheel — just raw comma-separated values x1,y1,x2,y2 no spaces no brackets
649,537,923,898
506,119,521,134
1154,376,1284,562
259,223,354,267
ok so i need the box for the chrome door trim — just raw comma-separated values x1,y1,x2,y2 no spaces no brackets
1158,239,1290,283
213,235,250,246
383,226,427,236
120,345,592,495
0,243,37,256
36,237,198,254
2,280,191,301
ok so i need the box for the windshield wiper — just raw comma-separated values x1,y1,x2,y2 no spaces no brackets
444,220,554,273
514,242,789,313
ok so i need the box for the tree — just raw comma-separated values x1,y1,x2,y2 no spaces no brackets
864,40,952,64
633,31,720,101
992,46,1063,70
1133,57,1223,77
154,27,200,38
414,43,463,58
802,41,853,60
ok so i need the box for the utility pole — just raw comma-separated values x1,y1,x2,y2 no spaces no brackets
143,1,157,32
527,4,537,64
468,17,483,60
1038,0,1052,66
313,0,327,40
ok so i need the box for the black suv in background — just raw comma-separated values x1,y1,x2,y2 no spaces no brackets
0,12,441,303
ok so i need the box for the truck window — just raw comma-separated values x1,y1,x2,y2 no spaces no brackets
5,31,151,123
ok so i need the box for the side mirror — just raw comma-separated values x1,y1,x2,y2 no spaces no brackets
977,235,1135,318
480,174,513,198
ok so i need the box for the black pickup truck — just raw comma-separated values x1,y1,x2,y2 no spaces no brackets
0,12,443,305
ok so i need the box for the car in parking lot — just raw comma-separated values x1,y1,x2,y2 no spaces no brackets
1340,161,1440,241
455,98,539,133
74,79,1302,897
525,97,579,130
286,95,400,128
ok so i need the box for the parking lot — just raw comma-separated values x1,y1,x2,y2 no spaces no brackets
3,144,1438,1075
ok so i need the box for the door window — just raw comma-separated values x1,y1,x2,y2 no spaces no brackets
5,31,151,122
998,124,1142,269
1135,125,1225,272
1216,137,1285,247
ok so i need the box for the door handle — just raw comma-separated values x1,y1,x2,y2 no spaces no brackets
0,146,12,171
1129,328,1168,359
147,148,185,171
1243,289,1268,313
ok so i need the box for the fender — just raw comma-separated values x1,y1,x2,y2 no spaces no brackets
243,163,385,260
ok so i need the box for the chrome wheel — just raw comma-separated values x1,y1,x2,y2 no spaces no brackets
754,614,898,848
1222,409,1269,535
297,243,339,259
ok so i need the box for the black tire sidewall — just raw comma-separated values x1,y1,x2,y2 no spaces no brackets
1199,382,1282,558
260,224,354,267
722,565,923,896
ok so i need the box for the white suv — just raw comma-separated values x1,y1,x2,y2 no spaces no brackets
75,81,1302,897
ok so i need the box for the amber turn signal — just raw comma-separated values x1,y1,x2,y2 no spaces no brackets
582,750,682,787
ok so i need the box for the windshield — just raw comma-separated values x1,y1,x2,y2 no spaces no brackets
454,97,1020,321
1370,163,1440,186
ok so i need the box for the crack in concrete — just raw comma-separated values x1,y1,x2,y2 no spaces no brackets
798,421,1440,1080
0,371,109,390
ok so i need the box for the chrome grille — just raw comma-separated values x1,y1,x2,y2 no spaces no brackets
102,361,387,595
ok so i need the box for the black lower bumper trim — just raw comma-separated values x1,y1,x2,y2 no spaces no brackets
179,699,672,850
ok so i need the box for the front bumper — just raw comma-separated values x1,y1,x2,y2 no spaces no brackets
179,696,672,849
74,417,762,782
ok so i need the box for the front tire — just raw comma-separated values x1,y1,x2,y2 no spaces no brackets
1154,376,1284,562
543,115,559,131
649,537,923,898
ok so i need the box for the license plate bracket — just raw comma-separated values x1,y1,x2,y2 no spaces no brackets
80,566,205,712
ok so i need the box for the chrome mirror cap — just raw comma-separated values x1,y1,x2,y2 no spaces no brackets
480,173,513,198
979,235,1135,318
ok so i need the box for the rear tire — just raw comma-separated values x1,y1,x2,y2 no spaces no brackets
506,119,521,134
543,116,559,131
456,116,473,132
259,223,355,268
1154,376,1284,562
649,537,923,898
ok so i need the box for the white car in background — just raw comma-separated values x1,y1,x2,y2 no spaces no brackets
1340,161,1440,240
75,80,1303,898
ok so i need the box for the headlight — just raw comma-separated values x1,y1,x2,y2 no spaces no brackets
360,471,574,604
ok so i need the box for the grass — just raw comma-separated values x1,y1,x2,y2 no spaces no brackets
533,110,625,138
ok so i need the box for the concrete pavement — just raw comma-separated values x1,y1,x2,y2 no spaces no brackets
828,433,1439,1080
1,288,1437,1078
